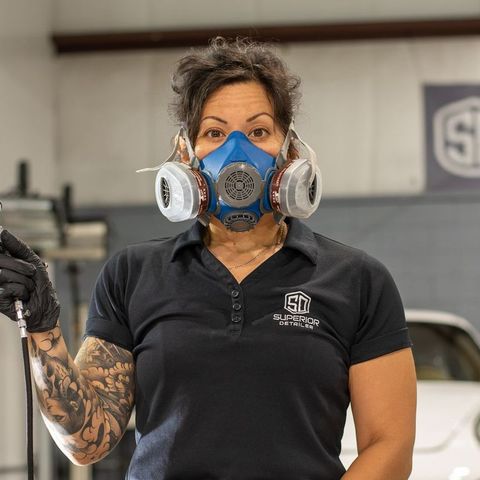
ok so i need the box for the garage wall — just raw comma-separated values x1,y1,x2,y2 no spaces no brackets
0,1,55,476
0,0,56,197
56,36,480,206
52,0,480,31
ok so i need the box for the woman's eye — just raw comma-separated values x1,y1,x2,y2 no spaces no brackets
249,128,269,138
205,129,224,138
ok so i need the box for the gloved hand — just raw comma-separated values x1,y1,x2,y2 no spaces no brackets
0,228,60,332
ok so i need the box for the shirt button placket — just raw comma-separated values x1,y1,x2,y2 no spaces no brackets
229,288,243,336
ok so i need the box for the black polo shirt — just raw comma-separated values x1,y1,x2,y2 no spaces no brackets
85,216,412,480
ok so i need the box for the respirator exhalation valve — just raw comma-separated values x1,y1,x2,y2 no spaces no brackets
223,211,258,232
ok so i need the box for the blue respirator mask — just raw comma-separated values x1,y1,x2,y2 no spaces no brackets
137,122,322,232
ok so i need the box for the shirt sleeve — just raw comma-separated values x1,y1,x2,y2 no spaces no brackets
350,253,413,365
83,249,133,351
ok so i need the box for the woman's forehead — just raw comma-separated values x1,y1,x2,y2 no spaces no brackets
201,81,274,119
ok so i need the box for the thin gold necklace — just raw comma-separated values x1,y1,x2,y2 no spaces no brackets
205,221,287,270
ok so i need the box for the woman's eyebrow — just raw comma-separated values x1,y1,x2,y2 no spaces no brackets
200,112,274,124
246,112,274,122
200,115,227,124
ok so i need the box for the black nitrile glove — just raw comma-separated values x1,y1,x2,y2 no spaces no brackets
0,228,60,332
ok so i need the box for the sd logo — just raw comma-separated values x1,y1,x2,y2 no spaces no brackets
284,291,311,315
434,96,480,178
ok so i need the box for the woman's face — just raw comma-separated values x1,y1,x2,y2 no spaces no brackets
194,81,285,160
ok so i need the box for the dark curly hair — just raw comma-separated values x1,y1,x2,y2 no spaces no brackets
169,37,301,146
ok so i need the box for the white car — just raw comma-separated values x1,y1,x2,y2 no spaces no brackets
340,309,480,480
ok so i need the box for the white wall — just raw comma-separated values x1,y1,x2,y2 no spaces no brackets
52,0,480,32
0,0,55,475
0,0,56,197
52,0,480,206
57,47,193,206
56,37,480,206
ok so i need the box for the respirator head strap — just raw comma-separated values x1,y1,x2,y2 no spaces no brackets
276,121,319,184
135,132,181,173
273,211,287,225
179,123,200,169
289,127,319,184
135,124,200,173
275,120,295,170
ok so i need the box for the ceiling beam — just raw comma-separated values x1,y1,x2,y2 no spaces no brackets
51,17,480,54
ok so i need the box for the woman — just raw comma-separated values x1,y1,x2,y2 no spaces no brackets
0,37,416,479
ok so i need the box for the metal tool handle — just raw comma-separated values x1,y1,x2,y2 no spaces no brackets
15,299,28,338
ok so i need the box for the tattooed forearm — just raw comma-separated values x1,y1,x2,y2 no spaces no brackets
28,327,135,465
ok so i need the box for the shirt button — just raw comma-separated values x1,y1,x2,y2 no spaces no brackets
233,303,242,311
231,289,240,298
232,314,242,323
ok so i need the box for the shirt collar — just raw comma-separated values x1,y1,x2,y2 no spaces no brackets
283,217,318,265
169,216,318,265
169,220,204,263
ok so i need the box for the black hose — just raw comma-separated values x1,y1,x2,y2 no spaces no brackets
0,216,35,479
21,336,34,480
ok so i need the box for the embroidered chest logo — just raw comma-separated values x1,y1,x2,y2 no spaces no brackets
284,291,311,314
273,291,320,330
